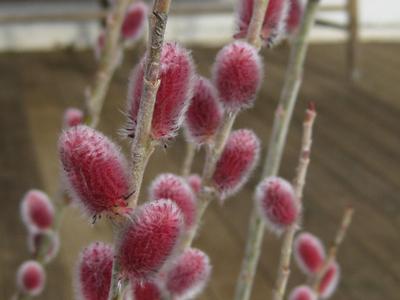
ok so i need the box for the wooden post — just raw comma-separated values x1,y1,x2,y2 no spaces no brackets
347,0,359,81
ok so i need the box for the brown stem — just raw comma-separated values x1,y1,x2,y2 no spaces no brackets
246,0,270,49
272,104,317,300
109,1,172,299
86,0,132,128
181,142,196,177
234,1,321,300
311,206,354,295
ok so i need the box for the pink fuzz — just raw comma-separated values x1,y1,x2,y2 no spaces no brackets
255,177,300,234
127,42,194,141
166,248,211,300
294,232,326,275
286,0,303,36
235,0,290,47
75,242,114,300
20,189,54,232
58,125,131,218
187,174,202,195
213,41,263,112
289,285,317,300
121,2,148,41
118,200,183,280
27,231,60,264
319,262,340,299
63,107,84,128
16,260,46,296
149,174,197,229
212,129,260,200
185,76,222,144
131,280,162,300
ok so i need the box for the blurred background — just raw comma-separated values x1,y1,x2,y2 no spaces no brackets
1,0,399,299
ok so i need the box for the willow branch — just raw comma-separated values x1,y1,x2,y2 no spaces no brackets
127,0,171,209
246,0,270,49
181,142,196,177
311,206,354,295
234,1,321,300
86,0,132,128
180,112,237,249
272,104,316,300
109,1,172,299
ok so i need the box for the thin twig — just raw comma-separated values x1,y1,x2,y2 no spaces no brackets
181,142,196,177
127,0,172,209
108,1,172,299
311,206,354,295
246,0,270,49
86,0,132,128
180,111,237,249
234,1,321,300
272,104,316,300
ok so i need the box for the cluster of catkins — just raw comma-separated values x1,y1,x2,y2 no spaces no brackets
14,0,310,299
59,33,264,299
16,190,58,296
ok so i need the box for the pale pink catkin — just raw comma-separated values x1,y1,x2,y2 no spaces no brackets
149,174,197,230
213,41,263,112
166,248,211,300
255,176,300,235
16,260,46,296
212,129,260,200
118,200,183,281
319,261,340,299
58,125,131,218
294,232,326,275
289,285,317,300
121,1,148,42
63,107,84,128
127,42,195,141
184,76,222,145
20,189,54,233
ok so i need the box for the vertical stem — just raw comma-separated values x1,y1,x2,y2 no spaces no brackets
180,112,237,249
109,1,172,299
87,0,132,127
181,142,196,177
272,104,316,300
234,1,321,299
311,206,354,295
127,0,172,209
246,0,270,49
347,0,359,81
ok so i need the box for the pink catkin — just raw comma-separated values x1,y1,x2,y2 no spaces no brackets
212,129,260,200
127,42,194,141
286,0,303,36
121,1,148,41
20,190,54,232
166,248,211,300
63,107,84,128
319,262,340,299
58,125,131,218
94,30,105,61
235,0,290,47
131,280,162,300
118,200,183,280
75,242,114,300
27,231,60,264
213,41,263,112
255,177,300,234
294,232,326,275
184,76,222,144
187,174,202,195
289,285,317,300
16,260,46,296
149,174,197,229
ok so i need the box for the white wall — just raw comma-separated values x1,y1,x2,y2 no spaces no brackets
0,0,399,52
